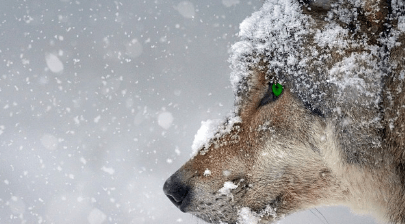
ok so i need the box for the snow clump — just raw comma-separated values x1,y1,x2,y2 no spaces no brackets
191,115,241,156
158,111,174,129
218,181,238,200
237,207,261,224
125,38,143,58
40,134,59,150
87,208,106,224
237,205,278,224
191,119,222,155
45,53,64,73
203,169,212,176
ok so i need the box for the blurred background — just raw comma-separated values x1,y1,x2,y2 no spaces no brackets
0,0,380,223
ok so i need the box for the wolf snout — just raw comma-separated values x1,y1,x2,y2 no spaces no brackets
163,173,190,212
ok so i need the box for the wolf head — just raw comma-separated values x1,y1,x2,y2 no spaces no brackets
164,0,405,223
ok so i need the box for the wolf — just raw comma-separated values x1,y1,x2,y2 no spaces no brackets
163,0,405,223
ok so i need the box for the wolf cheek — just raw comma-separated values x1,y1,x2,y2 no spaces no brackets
164,84,338,223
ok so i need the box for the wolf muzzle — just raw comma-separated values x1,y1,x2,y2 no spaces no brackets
163,172,191,212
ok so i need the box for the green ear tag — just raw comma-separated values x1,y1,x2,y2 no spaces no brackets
272,83,283,97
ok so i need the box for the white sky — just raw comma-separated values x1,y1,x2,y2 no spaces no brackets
0,0,380,223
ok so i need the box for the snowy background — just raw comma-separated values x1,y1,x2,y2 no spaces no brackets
0,0,379,223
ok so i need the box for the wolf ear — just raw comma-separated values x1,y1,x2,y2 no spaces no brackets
304,0,335,10
304,0,389,35
362,0,389,33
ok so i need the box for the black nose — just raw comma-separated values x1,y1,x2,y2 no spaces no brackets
163,173,189,212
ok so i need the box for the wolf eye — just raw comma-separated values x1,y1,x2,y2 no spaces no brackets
272,83,283,97
258,83,283,107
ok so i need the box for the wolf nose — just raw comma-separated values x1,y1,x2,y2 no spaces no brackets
163,174,189,211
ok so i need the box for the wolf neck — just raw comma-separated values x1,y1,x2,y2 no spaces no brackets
336,163,394,222
320,124,404,223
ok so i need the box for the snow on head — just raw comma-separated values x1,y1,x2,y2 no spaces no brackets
191,115,241,156
191,119,222,155
229,0,385,120
229,0,310,106
227,0,388,161
314,23,349,48
45,53,64,73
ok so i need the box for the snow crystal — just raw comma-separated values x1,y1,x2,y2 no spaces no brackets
40,134,58,150
80,157,87,165
0,125,5,135
45,53,64,73
125,39,143,58
222,0,240,7
314,23,349,48
174,89,182,96
94,115,101,123
203,169,211,176
218,181,238,198
237,207,261,224
158,111,174,129
174,1,195,19
328,52,381,103
87,208,106,224
174,147,181,155
101,166,115,175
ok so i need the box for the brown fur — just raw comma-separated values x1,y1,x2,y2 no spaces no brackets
164,0,405,223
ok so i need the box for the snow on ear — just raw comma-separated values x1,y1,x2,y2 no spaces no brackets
363,0,389,33
305,0,335,10
304,0,388,35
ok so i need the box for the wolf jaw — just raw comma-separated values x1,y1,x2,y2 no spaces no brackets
164,0,405,223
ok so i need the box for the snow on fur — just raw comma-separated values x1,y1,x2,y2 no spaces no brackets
230,0,310,106
227,0,390,158
191,115,241,156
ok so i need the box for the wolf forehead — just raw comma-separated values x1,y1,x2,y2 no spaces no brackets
229,0,387,119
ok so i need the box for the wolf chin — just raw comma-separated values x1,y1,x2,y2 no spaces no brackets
163,0,405,223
